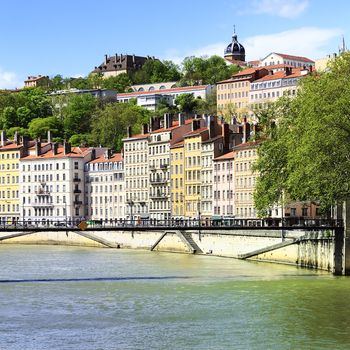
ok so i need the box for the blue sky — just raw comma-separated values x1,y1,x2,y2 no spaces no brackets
0,0,348,88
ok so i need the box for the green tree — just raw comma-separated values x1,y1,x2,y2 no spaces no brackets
174,93,198,114
91,102,151,150
194,91,217,115
62,94,97,138
28,116,63,139
101,73,132,92
254,52,350,214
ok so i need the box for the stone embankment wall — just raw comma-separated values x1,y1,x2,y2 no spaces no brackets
0,229,335,272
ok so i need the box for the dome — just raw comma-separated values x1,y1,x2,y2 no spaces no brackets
224,33,245,62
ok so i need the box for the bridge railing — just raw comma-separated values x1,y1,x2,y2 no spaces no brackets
0,217,343,230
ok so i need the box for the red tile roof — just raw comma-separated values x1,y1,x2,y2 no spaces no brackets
184,127,208,138
21,146,92,160
150,119,192,134
274,53,314,63
253,68,308,82
118,85,209,98
233,140,261,150
88,153,122,164
214,151,235,160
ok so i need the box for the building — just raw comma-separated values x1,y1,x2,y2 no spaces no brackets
217,67,268,117
92,54,155,78
213,151,235,218
224,30,246,65
0,132,32,224
24,75,49,88
170,140,185,219
85,150,125,223
20,140,102,225
250,66,310,110
117,85,213,111
122,125,150,222
258,52,315,69
50,88,117,98
131,82,177,92
148,115,193,222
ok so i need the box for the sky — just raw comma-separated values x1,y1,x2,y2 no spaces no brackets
0,0,348,89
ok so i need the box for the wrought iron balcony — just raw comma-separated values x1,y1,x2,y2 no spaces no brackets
73,200,83,205
73,177,81,182
73,189,82,194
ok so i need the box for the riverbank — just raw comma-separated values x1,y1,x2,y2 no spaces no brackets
0,228,336,273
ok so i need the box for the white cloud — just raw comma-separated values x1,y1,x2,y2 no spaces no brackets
248,0,309,19
0,68,22,89
163,27,342,64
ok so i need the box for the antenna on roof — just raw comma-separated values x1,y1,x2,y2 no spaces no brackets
233,24,236,34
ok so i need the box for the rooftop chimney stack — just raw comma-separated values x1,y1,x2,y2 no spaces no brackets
127,126,132,138
142,124,149,135
178,113,185,126
243,117,251,143
91,148,96,160
63,140,71,155
1,130,6,147
191,119,200,132
14,131,19,145
53,142,58,155
35,139,41,156
104,54,108,65
47,130,52,144
164,113,173,129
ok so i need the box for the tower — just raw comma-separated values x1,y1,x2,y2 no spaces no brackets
224,27,246,63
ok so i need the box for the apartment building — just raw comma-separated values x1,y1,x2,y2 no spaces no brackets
0,132,32,224
148,114,192,222
213,151,235,218
217,67,268,117
85,150,125,223
20,141,100,225
123,125,149,222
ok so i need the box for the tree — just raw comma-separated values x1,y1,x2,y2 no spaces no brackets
28,116,63,139
62,94,97,138
174,93,198,114
91,102,151,150
194,91,217,115
254,52,350,214
101,73,132,92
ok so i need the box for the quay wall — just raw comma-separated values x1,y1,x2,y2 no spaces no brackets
0,229,335,272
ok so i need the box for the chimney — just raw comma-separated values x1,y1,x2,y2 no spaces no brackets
91,148,96,160
285,67,292,76
268,70,273,75
209,120,215,139
1,130,6,147
14,131,19,145
53,142,58,155
104,54,108,65
191,119,200,132
243,117,251,143
104,149,111,159
164,113,173,129
231,116,237,125
178,113,185,126
47,130,52,144
221,123,230,150
142,124,149,135
150,117,160,132
35,139,41,156
132,54,135,63
115,53,118,63
63,140,71,155
127,126,132,138
22,136,29,156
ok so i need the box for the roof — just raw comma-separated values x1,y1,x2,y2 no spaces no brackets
253,68,308,82
184,127,208,138
214,151,235,161
21,146,92,160
88,153,122,164
24,75,48,82
170,140,185,149
270,53,314,63
150,119,192,134
248,60,260,65
261,63,293,70
123,133,149,141
233,140,261,150
118,85,209,98
217,67,267,84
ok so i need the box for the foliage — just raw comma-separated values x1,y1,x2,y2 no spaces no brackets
254,52,350,215
100,73,132,92
180,55,241,86
194,91,217,115
28,116,63,139
91,102,151,151
62,94,97,138
69,133,93,146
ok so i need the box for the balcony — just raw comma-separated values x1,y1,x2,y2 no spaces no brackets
150,178,167,185
73,177,81,182
150,192,168,200
149,165,156,172
32,202,54,208
35,190,51,196
160,164,169,170
73,189,82,194
74,200,83,205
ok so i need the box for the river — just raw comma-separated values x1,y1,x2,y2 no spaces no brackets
0,245,350,349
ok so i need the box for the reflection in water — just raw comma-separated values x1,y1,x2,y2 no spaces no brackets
0,245,350,350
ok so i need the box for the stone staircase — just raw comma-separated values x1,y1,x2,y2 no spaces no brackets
74,231,120,248
176,231,203,254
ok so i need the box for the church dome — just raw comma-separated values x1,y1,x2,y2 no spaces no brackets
224,33,245,62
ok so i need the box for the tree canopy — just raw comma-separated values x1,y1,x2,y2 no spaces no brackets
254,53,350,215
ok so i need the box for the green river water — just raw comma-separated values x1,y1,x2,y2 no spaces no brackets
0,245,350,350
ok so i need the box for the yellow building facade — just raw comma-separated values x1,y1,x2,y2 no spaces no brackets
183,126,207,219
170,141,185,218
0,142,21,224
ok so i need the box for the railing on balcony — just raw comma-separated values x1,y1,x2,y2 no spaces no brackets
150,178,167,185
73,177,81,182
73,200,83,205
73,189,82,193
149,192,168,199
35,190,51,196
32,202,54,208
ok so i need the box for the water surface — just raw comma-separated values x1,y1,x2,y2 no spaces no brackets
0,245,349,350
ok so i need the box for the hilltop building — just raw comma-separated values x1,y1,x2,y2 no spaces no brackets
24,75,49,88
224,29,246,66
92,54,156,78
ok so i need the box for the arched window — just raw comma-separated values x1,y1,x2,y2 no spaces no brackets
149,86,155,91
159,85,166,90
138,87,144,92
